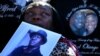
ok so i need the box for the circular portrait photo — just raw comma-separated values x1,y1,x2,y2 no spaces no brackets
70,9,98,36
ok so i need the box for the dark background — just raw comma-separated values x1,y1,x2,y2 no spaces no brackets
0,0,21,52
0,0,100,56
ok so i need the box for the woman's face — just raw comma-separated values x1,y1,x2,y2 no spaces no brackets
24,5,53,29
85,15,98,33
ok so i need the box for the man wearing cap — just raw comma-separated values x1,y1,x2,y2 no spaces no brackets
8,30,47,56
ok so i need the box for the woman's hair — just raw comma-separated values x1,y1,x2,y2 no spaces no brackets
20,1,66,35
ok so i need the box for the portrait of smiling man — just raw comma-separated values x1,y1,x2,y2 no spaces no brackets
8,30,47,56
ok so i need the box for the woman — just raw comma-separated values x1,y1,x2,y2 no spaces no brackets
21,1,80,56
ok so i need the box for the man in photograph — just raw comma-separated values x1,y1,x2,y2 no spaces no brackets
8,30,47,56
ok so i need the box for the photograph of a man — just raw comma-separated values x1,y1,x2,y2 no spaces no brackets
8,30,47,56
